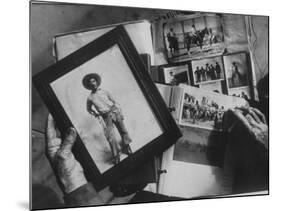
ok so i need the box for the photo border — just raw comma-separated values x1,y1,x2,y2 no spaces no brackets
33,25,182,191
161,63,191,85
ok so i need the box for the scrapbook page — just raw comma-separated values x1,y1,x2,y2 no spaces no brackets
156,83,249,198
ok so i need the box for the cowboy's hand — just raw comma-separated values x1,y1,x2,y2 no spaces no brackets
46,114,87,193
223,107,268,149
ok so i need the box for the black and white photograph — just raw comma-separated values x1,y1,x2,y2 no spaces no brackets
30,1,269,210
199,81,223,94
228,86,251,100
173,127,225,167
163,13,225,62
192,56,224,85
223,53,249,88
158,126,229,199
33,26,181,193
50,44,164,172
163,64,189,85
178,86,248,130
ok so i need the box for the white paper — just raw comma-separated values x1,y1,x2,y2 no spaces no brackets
155,83,172,106
159,128,232,199
54,20,155,65
157,85,249,198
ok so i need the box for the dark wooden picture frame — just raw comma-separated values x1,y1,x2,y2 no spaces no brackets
33,26,181,191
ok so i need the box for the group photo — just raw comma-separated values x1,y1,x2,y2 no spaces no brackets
180,92,225,130
178,86,248,130
192,56,224,85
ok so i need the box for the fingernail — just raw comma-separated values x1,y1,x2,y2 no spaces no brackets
68,127,76,135
48,114,53,121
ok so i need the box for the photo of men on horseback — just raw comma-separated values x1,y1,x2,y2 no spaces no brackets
178,84,247,131
163,13,225,62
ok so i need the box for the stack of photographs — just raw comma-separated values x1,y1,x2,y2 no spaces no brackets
155,13,255,101
158,52,252,101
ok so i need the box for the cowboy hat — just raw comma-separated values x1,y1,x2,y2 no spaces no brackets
82,73,101,90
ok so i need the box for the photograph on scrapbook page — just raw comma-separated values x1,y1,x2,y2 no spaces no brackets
191,55,225,85
178,86,248,130
163,13,225,62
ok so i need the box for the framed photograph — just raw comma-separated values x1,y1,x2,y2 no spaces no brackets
163,64,190,85
191,55,225,85
178,86,247,131
163,13,225,63
33,26,181,190
223,52,250,89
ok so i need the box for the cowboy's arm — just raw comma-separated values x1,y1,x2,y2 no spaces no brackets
87,97,99,117
106,91,121,110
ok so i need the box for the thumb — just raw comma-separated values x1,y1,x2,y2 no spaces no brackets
60,127,77,153
222,109,236,132
46,114,61,160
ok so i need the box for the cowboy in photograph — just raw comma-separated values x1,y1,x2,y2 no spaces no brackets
167,28,179,56
83,73,133,165
231,62,242,87
215,62,222,79
194,66,201,82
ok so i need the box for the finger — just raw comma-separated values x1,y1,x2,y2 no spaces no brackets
222,109,236,131
60,127,77,153
235,106,250,116
247,108,261,124
233,109,253,132
236,107,261,124
251,107,267,124
245,114,260,128
46,115,62,160
46,114,57,140
47,138,62,160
